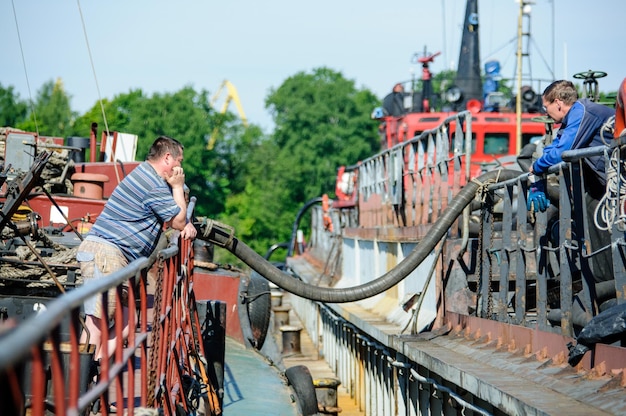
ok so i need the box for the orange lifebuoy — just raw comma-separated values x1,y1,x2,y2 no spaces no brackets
322,194,333,232
335,166,356,201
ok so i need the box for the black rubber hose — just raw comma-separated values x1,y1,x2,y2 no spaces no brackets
287,197,323,257
547,280,618,327
202,169,521,303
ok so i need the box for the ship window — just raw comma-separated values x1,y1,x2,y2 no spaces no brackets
484,117,510,122
483,133,510,155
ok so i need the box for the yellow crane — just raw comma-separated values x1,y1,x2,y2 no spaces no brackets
207,80,248,150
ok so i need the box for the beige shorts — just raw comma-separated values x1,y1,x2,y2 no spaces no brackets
77,239,129,322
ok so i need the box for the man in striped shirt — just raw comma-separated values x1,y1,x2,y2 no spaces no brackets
78,135,197,361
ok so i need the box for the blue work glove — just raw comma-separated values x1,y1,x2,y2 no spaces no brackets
527,176,550,212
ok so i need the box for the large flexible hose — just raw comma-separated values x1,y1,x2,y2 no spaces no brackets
287,196,323,257
200,169,521,303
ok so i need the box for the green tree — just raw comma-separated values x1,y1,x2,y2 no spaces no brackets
217,67,380,262
217,137,292,260
70,86,263,219
0,83,28,127
18,79,74,136
70,89,148,139
267,67,380,201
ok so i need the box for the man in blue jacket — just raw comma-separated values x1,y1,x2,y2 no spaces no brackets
527,79,614,283
528,79,613,203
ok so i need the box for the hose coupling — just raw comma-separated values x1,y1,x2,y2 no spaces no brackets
199,217,236,248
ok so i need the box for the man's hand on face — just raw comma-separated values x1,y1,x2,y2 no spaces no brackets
167,166,185,189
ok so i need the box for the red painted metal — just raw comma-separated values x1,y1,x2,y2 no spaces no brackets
30,346,45,415
193,269,244,344
26,193,105,227
89,123,98,163
73,161,141,197
0,236,215,415
446,312,626,374
49,341,66,415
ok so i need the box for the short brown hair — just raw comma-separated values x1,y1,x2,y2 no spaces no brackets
146,136,183,161
542,80,578,105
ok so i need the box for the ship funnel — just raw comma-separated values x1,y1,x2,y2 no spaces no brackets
454,0,482,108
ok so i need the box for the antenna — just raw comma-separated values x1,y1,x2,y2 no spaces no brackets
515,1,536,154
515,1,534,90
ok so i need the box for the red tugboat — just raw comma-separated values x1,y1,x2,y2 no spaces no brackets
370,0,548,190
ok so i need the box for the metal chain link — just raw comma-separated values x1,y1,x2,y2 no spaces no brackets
487,200,494,318
147,259,164,407
477,203,484,317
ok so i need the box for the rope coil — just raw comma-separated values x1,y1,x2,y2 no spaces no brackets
471,168,501,203
594,145,626,231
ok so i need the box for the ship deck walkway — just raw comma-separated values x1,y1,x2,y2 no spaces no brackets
274,291,365,416
285,255,626,416
221,336,300,415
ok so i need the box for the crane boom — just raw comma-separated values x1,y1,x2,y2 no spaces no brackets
208,80,248,150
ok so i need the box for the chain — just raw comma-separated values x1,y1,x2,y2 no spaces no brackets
476,203,484,316
487,199,494,318
147,259,164,407
472,176,498,319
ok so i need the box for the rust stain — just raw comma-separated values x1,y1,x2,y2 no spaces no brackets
445,312,626,376
535,346,548,361
507,338,517,353
473,328,481,341
463,325,471,339
496,335,503,350
552,350,566,366
590,361,607,379
524,343,532,356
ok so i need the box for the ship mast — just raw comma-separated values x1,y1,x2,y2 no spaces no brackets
455,0,482,108
515,1,533,154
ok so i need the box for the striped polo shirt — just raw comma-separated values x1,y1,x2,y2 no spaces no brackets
89,161,181,261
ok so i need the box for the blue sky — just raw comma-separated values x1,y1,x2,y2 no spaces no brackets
2,0,624,133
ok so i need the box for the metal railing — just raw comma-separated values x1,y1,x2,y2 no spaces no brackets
0,234,211,416
287,295,497,415
358,111,472,229
471,141,626,335
289,116,626,414
315,119,626,338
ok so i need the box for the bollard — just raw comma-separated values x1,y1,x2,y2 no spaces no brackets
314,378,342,415
271,290,284,308
280,325,302,355
273,305,291,329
